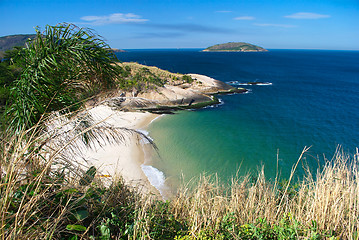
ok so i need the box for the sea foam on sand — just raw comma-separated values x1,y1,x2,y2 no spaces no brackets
77,105,164,196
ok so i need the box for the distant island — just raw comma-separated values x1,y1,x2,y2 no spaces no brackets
111,48,126,53
203,42,267,52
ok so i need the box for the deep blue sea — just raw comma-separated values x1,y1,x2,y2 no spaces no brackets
116,49,359,186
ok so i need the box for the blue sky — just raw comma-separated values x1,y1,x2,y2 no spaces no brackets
1,0,358,50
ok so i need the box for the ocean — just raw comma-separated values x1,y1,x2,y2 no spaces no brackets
116,49,359,188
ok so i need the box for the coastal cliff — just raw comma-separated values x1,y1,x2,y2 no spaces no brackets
90,62,247,113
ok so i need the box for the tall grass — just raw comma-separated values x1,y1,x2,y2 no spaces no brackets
1,122,358,239
1,114,358,239
0,110,145,239
165,147,359,239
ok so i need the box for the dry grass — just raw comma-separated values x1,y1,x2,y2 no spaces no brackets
165,147,359,239
1,117,358,239
0,110,145,239
119,62,184,80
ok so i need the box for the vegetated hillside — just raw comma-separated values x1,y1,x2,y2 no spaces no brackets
203,42,267,52
0,34,36,59
0,34,125,59
0,34,36,52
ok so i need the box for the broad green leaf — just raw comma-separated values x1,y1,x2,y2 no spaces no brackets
73,209,89,221
66,224,87,232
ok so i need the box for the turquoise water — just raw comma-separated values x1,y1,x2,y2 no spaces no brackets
117,49,359,184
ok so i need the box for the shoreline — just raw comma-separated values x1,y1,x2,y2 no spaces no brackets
76,73,247,198
80,105,163,196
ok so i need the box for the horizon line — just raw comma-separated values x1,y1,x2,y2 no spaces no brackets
117,48,359,51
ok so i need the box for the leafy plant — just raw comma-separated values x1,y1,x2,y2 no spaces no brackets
182,75,193,83
5,23,122,132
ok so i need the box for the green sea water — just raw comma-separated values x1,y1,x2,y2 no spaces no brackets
118,49,359,190
147,104,301,188
148,110,276,186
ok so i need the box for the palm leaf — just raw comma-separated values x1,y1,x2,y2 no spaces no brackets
5,23,123,132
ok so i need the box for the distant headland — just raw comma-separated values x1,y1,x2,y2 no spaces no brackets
111,48,126,53
203,42,268,52
0,34,126,58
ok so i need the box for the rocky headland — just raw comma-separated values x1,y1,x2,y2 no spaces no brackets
75,62,247,195
89,62,247,113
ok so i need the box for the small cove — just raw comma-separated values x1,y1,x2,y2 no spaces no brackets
118,49,359,186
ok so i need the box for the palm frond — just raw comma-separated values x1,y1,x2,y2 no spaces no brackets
5,23,123,132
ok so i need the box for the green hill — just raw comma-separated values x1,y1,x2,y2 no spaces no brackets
203,42,267,52
0,34,127,59
0,34,36,51
0,34,36,59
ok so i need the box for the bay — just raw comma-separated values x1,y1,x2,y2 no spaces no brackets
117,49,359,183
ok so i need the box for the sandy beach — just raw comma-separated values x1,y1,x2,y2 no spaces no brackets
65,73,240,197
79,105,161,195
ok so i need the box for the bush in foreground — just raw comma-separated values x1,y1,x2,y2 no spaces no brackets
1,120,358,239
3,23,123,132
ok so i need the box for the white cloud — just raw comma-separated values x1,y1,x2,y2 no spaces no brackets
234,16,255,20
284,12,330,19
80,13,148,25
254,23,296,28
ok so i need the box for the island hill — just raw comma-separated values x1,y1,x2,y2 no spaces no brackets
203,42,267,52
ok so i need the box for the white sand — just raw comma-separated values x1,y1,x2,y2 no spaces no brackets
80,105,160,194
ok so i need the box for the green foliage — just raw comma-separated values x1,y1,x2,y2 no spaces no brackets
0,47,23,109
182,75,193,83
4,23,122,132
145,201,187,239
0,157,346,239
66,224,87,232
119,66,166,91
278,179,300,200
2,169,140,239
79,166,97,186
124,65,131,72
172,215,337,240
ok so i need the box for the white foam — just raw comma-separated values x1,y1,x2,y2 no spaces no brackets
255,82,273,86
149,114,165,125
203,98,224,109
243,89,253,94
141,164,166,194
227,81,240,85
226,81,272,86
